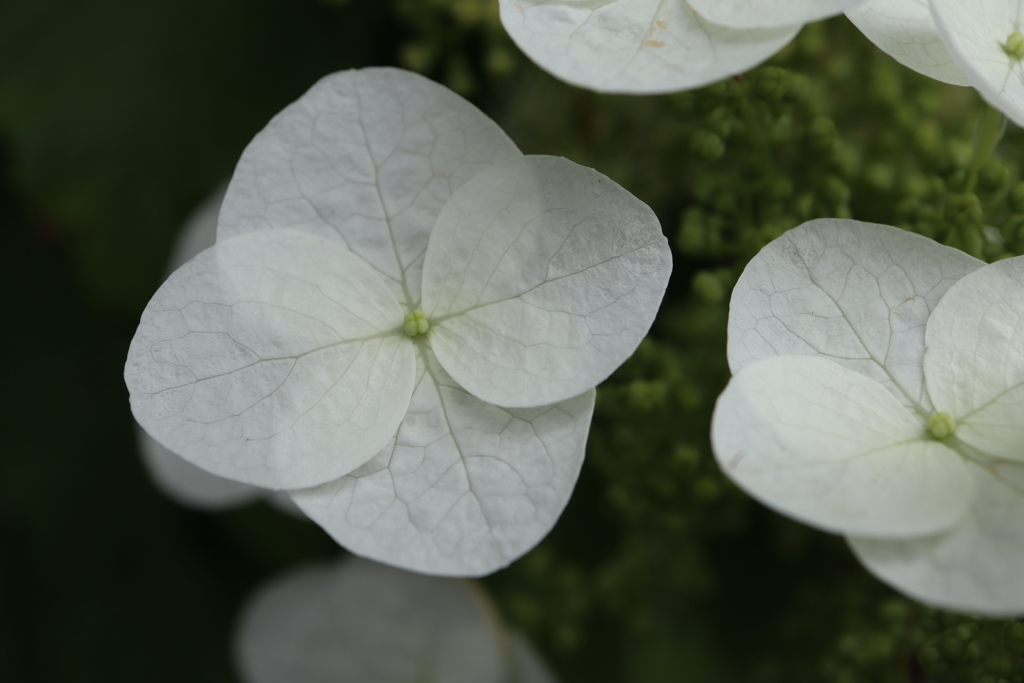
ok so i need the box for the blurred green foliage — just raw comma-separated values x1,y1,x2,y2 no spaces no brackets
4,1,1024,682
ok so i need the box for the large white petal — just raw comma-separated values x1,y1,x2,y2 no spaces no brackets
728,219,983,416
422,155,671,408
498,0,800,95
219,67,522,308
712,355,973,537
234,557,507,683
291,349,595,577
924,256,1024,461
850,460,1024,616
930,0,1024,126
125,229,416,490
688,0,863,29
845,0,969,86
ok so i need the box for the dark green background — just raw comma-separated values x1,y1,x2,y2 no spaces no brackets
4,2,1024,681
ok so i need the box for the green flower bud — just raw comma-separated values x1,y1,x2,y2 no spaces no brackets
691,271,725,303
1003,31,1024,59
978,160,1010,194
691,129,725,161
944,193,983,227
403,309,430,337
807,116,836,151
928,412,956,440
1009,181,1024,212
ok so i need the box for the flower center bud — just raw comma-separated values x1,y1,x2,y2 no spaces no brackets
1004,31,1024,59
403,309,430,337
927,412,956,440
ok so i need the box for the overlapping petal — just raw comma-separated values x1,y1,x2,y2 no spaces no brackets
931,0,1024,127
498,0,800,95
924,255,1024,461
850,460,1024,616
292,348,595,577
218,67,522,307
727,218,983,414
423,155,671,408
125,229,416,489
688,0,864,29
845,0,970,86
234,557,507,683
712,355,972,537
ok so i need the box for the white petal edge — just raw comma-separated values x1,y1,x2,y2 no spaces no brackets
134,185,269,510
125,229,416,490
850,459,1024,616
930,0,1024,127
291,349,595,577
422,155,671,409
924,255,1024,461
233,557,507,683
727,218,983,415
711,355,973,538
845,0,970,86
498,0,801,95
688,0,864,30
136,425,263,510
218,67,522,308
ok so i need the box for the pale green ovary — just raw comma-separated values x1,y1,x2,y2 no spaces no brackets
1003,31,1024,60
404,309,430,337
927,412,956,440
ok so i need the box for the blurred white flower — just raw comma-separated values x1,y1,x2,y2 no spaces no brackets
497,0,867,94
713,218,1024,615
125,68,672,576
234,556,559,683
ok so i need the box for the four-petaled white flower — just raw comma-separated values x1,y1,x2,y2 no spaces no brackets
847,0,1024,126
235,556,559,683
124,67,672,577
497,0,868,94
712,218,1024,616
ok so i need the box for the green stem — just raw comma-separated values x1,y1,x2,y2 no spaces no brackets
965,106,1007,192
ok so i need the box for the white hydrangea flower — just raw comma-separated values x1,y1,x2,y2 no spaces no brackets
124,67,672,577
846,0,1024,126
234,556,559,683
497,0,868,94
712,218,1024,615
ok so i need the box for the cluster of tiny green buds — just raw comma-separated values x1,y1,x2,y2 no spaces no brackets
403,309,429,337
1003,31,1024,60
927,412,956,440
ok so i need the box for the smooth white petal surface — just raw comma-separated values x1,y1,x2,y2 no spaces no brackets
850,460,1024,616
125,230,416,490
498,0,800,95
219,67,522,308
234,557,506,683
137,426,263,510
292,348,595,577
924,256,1024,461
845,0,969,86
728,219,982,415
423,155,671,408
688,0,863,29
712,355,973,537
930,0,1024,126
